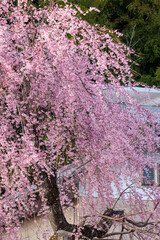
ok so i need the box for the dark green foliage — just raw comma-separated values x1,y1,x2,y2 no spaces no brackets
69,0,160,87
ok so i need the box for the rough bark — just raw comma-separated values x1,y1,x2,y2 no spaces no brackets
42,170,124,240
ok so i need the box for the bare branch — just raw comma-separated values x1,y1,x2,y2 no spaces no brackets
112,183,135,209
102,229,134,238
126,201,159,228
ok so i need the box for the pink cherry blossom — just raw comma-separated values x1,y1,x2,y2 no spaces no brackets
0,1,159,240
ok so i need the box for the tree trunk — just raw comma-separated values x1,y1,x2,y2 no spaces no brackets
42,170,124,240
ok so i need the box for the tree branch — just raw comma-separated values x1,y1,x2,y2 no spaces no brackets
103,229,134,238
112,183,135,209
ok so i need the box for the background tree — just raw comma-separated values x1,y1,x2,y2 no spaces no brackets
69,0,160,87
0,1,160,240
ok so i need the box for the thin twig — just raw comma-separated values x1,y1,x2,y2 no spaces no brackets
68,159,92,177
112,183,135,209
119,220,124,240
126,201,159,228
102,229,134,238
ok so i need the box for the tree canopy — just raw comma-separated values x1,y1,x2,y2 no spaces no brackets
0,1,160,240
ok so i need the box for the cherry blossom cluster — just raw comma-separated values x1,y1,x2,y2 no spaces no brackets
0,1,159,239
